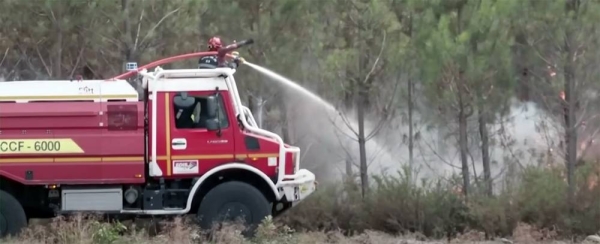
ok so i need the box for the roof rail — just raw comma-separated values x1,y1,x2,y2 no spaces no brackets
109,51,241,80
150,67,236,79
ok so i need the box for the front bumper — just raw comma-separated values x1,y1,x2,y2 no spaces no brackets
276,169,317,203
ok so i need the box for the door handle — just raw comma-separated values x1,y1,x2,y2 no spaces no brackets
171,138,187,150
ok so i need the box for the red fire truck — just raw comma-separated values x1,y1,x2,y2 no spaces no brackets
0,40,316,237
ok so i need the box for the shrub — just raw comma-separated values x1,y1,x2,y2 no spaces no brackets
279,163,600,240
2,163,598,243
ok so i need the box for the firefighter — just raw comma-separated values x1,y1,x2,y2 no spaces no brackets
198,37,221,69
198,36,243,69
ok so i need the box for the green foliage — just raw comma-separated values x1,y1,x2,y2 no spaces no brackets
3,1,600,241
92,221,127,244
517,167,567,226
415,0,517,114
253,216,296,244
315,0,402,102
367,171,471,237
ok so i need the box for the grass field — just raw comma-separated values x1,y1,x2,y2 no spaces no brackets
2,215,597,244
1,165,599,244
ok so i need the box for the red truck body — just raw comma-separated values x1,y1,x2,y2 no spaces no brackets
0,95,291,184
0,101,146,184
0,47,315,238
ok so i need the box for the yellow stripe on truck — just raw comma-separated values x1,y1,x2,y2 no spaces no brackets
0,138,85,154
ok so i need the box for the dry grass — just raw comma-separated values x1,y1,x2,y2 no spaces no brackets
0,214,584,244
1,164,599,244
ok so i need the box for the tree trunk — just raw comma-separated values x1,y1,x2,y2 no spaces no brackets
52,5,63,79
277,96,292,143
563,41,577,210
284,95,296,145
563,72,577,210
344,79,355,181
247,94,256,114
248,93,267,129
53,30,63,78
458,91,470,197
454,7,470,198
408,78,415,171
345,153,353,178
357,91,369,199
563,0,579,210
121,0,133,62
256,96,265,129
478,102,492,196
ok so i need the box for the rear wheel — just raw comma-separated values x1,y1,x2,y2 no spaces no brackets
197,181,270,236
0,190,27,238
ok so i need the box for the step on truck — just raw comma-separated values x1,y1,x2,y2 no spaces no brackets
0,39,317,237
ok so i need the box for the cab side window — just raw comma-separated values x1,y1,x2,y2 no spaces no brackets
172,93,229,129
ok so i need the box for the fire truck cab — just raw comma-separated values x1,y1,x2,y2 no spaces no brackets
0,61,316,237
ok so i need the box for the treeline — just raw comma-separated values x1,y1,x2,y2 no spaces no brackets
1,0,600,238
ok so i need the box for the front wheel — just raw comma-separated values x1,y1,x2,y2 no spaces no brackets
197,181,270,236
0,190,27,238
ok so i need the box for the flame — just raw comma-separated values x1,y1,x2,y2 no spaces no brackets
560,91,565,101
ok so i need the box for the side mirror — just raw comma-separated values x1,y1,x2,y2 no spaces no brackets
206,118,220,131
206,96,218,119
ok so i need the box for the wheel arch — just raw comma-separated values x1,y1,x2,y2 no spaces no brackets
0,174,56,219
186,163,280,214
0,189,28,237
0,174,22,195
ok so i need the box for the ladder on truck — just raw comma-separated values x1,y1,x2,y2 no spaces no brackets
0,79,139,103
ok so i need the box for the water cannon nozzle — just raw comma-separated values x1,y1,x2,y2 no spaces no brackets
219,39,254,54
217,38,254,67
240,39,254,46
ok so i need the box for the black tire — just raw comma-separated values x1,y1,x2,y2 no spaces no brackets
0,190,27,238
197,181,270,236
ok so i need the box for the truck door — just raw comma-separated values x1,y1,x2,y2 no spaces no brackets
166,90,235,177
